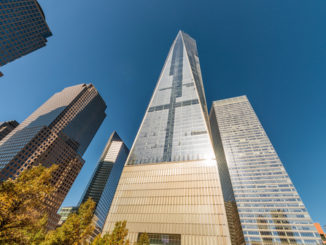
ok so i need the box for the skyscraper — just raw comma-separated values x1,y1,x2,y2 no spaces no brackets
0,0,52,71
79,131,129,235
210,95,321,244
0,120,19,141
102,31,232,244
57,206,77,226
0,83,106,229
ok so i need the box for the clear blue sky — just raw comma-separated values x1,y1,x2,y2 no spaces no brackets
1,0,325,226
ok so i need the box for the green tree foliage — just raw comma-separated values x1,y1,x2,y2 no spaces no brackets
0,164,57,245
92,220,129,245
137,232,150,245
0,165,124,245
42,198,96,245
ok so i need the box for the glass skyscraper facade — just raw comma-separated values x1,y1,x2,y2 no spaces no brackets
79,131,129,235
210,95,321,244
128,31,214,165
0,83,106,229
0,120,19,142
57,206,77,226
102,31,231,245
0,0,52,69
0,84,106,173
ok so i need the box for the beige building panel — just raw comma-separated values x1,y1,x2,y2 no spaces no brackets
110,222,227,237
122,164,219,176
183,235,231,245
122,173,220,184
114,195,225,206
115,204,224,214
119,179,220,190
119,187,222,198
103,161,231,245
109,213,226,225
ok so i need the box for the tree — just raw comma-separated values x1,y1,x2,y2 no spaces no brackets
92,220,129,245
0,164,57,245
137,232,150,245
42,198,96,245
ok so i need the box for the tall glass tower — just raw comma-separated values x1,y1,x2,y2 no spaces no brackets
79,131,129,235
102,31,232,245
0,121,19,142
0,0,52,70
210,96,321,245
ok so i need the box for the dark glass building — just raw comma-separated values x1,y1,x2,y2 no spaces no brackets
0,0,52,70
0,83,106,229
0,120,19,141
79,131,129,235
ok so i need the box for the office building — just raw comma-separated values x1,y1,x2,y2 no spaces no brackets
210,95,321,244
102,31,232,244
0,120,19,141
79,131,129,235
0,0,52,71
57,206,77,226
0,83,106,229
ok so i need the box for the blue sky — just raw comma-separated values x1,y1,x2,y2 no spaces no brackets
1,0,325,225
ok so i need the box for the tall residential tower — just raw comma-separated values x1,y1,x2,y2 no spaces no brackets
102,31,232,245
0,84,106,228
210,96,321,244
